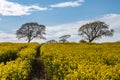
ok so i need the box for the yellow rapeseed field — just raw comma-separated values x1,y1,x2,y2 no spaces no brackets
0,42,120,80
41,42,120,80
0,43,40,79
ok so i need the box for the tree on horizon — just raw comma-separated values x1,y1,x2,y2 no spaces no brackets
16,22,46,43
59,35,71,43
78,21,114,42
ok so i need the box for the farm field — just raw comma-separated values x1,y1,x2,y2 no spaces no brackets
0,42,120,80
0,0,119,80
41,42,120,80
0,42,41,79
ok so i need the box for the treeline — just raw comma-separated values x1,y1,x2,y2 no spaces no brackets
16,21,114,43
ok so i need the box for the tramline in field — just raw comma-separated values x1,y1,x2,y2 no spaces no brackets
0,42,120,80
0,43,40,79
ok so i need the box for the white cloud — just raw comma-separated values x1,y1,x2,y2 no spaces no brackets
100,14,120,29
0,13,120,43
0,31,18,42
46,13,120,42
0,31,46,43
0,0,47,16
0,0,84,16
46,20,90,42
50,0,84,8
96,32,120,43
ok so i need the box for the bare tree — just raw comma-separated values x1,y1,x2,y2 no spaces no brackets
78,21,114,42
16,22,46,43
59,35,71,43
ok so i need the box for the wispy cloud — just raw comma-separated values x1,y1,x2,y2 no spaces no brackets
0,31,45,43
46,13,120,42
100,14,120,29
0,0,47,16
46,20,90,42
0,13,120,43
0,31,17,42
50,0,84,8
0,0,84,16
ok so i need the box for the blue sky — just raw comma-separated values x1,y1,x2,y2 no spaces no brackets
0,0,120,42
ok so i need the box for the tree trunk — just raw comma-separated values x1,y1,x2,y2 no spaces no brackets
89,37,96,42
28,37,31,43
28,39,30,43
89,39,93,42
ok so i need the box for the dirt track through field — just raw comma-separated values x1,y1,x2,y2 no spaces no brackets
27,46,50,80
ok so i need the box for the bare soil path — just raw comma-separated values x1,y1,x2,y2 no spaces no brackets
27,46,50,80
